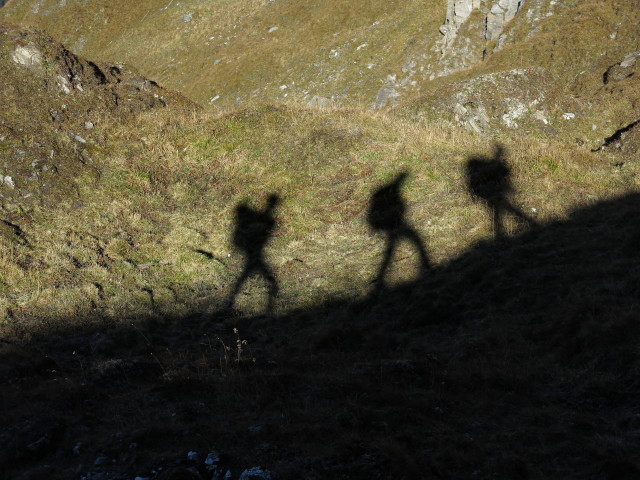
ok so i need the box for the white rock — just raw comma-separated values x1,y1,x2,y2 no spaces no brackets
307,95,333,109
620,51,640,68
187,451,200,462
563,112,576,120
11,44,43,68
533,110,549,125
267,26,278,33
57,75,72,94
71,133,87,144
205,452,220,466
3,176,15,189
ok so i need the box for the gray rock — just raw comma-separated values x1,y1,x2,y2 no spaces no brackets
441,0,482,44
3,176,15,189
372,86,399,109
604,51,640,83
93,455,111,466
486,0,525,42
70,132,87,144
307,95,333,109
205,451,221,468
26,434,49,453
454,102,490,133
57,75,72,94
434,0,529,78
620,51,640,68
239,467,276,480
187,450,201,463
81,473,128,480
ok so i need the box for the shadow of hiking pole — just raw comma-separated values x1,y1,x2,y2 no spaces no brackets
465,144,537,239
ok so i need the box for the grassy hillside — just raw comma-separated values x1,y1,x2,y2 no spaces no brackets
1,0,444,106
405,0,640,153
1,85,636,328
3,0,639,159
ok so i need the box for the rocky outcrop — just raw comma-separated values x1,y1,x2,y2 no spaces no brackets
0,23,194,213
485,0,524,41
434,0,529,78
439,0,483,46
412,67,551,134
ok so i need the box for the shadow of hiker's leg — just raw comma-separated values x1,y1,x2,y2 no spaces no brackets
259,262,279,314
492,204,506,239
400,226,431,273
372,234,396,294
226,265,251,310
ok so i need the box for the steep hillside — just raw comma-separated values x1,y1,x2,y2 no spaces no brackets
3,0,639,158
0,11,640,480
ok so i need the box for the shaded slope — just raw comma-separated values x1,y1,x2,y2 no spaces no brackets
1,191,639,479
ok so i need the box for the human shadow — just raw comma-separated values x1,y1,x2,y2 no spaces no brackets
465,144,537,239
226,194,280,313
367,171,431,294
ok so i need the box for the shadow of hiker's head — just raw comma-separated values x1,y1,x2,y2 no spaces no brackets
493,143,506,163
267,193,280,210
394,171,409,187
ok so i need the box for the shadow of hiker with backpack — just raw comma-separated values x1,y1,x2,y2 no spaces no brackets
226,194,280,313
465,144,537,239
367,171,431,295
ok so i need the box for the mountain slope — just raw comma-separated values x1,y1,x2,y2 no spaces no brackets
0,4,639,478
3,0,639,157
